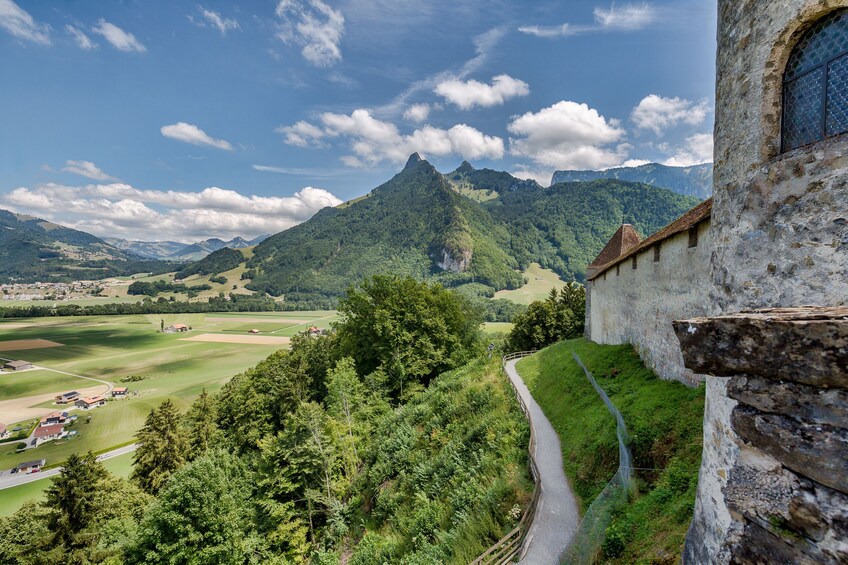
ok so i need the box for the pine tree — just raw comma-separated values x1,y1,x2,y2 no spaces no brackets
184,389,222,460
132,399,187,495
44,451,108,549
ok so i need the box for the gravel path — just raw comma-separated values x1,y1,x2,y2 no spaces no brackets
505,358,580,564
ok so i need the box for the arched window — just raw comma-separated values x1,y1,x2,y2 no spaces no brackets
782,9,848,152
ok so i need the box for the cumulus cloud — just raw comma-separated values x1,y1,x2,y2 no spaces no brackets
0,0,50,44
61,160,117,181
435,74,530,110
191,7,239,35
1,182,342,241
92,19,146,52
161,122,234,151
65,24,96,50
275,0,344,67
403,103,431,123
280,109,504,166
663,133,713,166
519,2,655,38
631,94,709,134
508,100,628,170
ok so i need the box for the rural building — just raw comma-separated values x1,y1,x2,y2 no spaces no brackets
33,424,66,446
55,391,80,404
14,459,45,474
40,411,69,427
0,423,9,440
111,387,128,398
4,360,32,371
307,326,321,336
248,328,260,334
585,199,714,385
75,395,107,410
585,3,847,563
164,323,189,333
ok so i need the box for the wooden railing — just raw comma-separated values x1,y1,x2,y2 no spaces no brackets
470,351,540,565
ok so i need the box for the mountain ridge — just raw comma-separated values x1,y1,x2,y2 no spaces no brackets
551,162,713,199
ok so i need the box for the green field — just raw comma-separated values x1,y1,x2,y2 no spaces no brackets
0,311,337,475
493,263,567,305
0,370,85,401
0,451,135,517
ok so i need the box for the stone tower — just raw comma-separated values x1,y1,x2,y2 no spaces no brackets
680,1,848,562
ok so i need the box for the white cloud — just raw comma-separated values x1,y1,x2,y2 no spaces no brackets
618,159,652,168
161,122,234,151
403,103,431,123
663,133,713,166
281,109,504,166
1,182,342,241
435,74,530,110
511,166,553,188
508,100,628,170
631,94,709,134
193,7,239,35
519,2,655,38
61,160,117,181
92,19,146,52
0,0,50,44
275,0,345,67
65,24,96,50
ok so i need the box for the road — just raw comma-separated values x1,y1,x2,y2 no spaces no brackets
0,443,137,490
505,358,580,564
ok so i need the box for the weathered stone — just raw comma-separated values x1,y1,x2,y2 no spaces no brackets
727,375,848,427
731,405,848,494
729,520,836,565
674,307,848,387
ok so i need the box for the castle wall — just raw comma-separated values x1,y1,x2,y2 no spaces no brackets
587,220,714,386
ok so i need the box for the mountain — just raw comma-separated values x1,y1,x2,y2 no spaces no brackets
240,155,701,308
551,162,713,199
104,238,186,260
446,161,542,201
0,210,170,283
170,235,266,261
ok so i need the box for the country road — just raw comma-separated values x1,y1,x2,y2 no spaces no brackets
0,443,137,490
505,358,580,564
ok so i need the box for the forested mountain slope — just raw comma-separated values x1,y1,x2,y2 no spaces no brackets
551,162,713,199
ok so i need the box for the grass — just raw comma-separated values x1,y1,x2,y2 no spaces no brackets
493,263,566,305
515,338,704,564
0,370,85,401
0,311,337,475
483,322,514,334
0,450,136,517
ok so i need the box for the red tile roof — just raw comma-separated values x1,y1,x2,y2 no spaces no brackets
34,424,64,438
588,198,713,281
587,224,642,275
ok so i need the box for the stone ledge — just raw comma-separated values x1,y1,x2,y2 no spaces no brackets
673,306,848,387
727,376,848,428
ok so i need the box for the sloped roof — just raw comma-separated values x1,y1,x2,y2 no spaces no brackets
588,198,713,281
588,224,642,272
34,424,65,437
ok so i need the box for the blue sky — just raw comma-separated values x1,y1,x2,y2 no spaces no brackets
0,0,717,242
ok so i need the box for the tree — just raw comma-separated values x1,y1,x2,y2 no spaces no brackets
132,399,187,495
184,389,223,460
127,450,276,564
325,357,366,476
45,451,108,549
507,284,586,351
336,275,484,397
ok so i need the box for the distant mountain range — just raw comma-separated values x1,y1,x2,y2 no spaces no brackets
0,210,169,283
104,234,270,261
551,162,713,199
241,154,701,308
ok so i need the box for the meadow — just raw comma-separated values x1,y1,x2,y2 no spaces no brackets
0,311,338,476
493,263,567,305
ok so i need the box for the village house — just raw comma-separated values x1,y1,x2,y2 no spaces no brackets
248,328,261,334
55,391,80,404
164,323,189,333
4,360,33,371
75,395,107,410
13,459,45,474
111,387,128,398
0,423,9,441
40,411,69,427
33,424,66,446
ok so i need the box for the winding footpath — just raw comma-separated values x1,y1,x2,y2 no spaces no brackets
505,358,580,564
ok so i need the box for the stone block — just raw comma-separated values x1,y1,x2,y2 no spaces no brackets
727,375,848,428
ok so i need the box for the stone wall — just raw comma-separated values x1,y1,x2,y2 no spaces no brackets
675,308,848,564
587,220,715,385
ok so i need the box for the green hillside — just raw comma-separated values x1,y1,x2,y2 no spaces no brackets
0,210,173,283
231,155,701,308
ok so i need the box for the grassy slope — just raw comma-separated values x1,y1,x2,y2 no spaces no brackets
516,339,704,564
0,370,84,401
492,263,566,305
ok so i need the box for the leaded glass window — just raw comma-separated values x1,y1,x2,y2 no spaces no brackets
782,9,848,152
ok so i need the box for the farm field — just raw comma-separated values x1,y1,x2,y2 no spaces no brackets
0,311,337,475
493,263,567,305
0,450,135,517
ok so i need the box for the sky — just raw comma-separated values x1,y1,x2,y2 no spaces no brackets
0,0,717,242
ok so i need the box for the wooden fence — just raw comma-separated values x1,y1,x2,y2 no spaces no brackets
470,351,540,565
